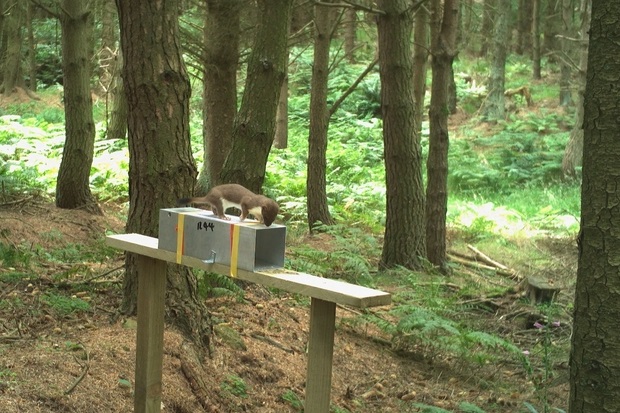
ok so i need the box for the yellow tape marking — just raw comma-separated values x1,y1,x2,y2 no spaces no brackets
230,224,240,277
176,213,185,264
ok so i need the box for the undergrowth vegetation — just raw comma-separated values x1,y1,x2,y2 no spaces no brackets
0,53,577,412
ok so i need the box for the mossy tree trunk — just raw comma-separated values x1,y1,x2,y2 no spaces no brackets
116,0,211,350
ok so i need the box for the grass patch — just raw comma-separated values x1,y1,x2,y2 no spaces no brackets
41,292,91,316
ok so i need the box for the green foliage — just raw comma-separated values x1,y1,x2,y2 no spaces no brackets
41,292,91,316
33,19,64,87
523,401,566,413
287,223,379,285
0,368,17,389
458,402,488,413
0,271,31,283
412,404,453,413
0,241,34,269
196,271,245,301
352,75,381,119
397,305,519,361
280,389,304,411
449,129,569,193
221,374,248,398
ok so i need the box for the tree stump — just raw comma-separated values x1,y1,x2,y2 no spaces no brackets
526,276,561,305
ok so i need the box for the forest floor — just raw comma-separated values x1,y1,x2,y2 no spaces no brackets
0,199,575,413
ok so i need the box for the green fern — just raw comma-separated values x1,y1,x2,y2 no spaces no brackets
523,401,566,413
458,402,488,412
196,271,244,301
412,403,453,413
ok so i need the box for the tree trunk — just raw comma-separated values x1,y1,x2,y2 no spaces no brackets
273,59,289,149
559,0,574,107
561,0,590,177
26,2,37,91
2,1,24,95
532,0,541,79
427,0,459,271
481,0,509,122
200,0,241,191
219,0,293,193
516,0,533,55
413,4,429,135
55,0,101,214
569,2,620,411
116,0,211,350
105,50,127,141
479,0,495,56
307,0,335,230
377,0,426,270
542,0,561,61
344,7,356,63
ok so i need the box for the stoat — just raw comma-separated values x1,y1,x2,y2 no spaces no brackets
178,183,279,227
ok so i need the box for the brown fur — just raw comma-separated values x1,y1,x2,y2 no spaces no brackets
178,184,279,227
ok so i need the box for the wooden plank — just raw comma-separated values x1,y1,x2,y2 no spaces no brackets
106,234,391,308
134,255,167,413
305,298,336,413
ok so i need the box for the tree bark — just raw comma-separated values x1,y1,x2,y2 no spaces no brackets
569,2,620,411
307,0,335,230
413,3,429,135
116,0,211,350
26,2,37,91
105,50,127,142
55,0,101,214
561,0,591,177
479,0,495,56
94,0,115,97
542,0,561,61
377,0,426,270
199,0,241,191
344,7,357,63
427,0,459,271
532,0,541,79
516,0,533,55
481,0,509,122
273,59,289,149
2,1,24,95
559,0,574,107
219,0,293,193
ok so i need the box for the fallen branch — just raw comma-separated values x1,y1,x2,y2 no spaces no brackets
466,244,510,270
0,195,34,207
250,332,295,354
64,342,90,395
448,253,522,280
180,341,220,411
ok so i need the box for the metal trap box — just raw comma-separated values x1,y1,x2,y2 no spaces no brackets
158,207,286,272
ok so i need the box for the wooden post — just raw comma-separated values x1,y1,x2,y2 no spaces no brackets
134,255,167,413
305,297,337,413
